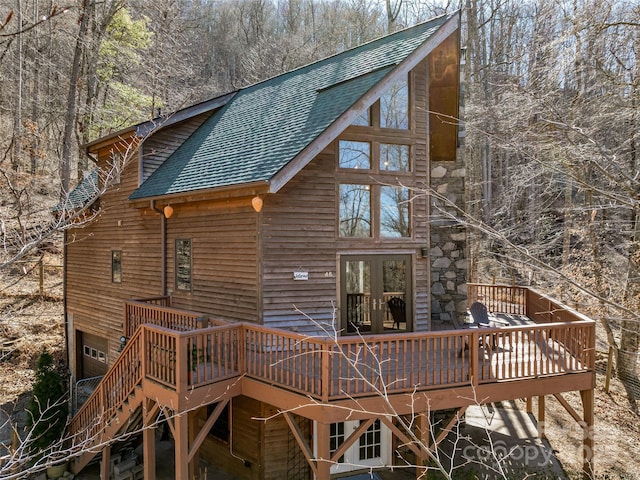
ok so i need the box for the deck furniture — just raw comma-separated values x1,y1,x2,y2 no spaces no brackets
387,297,406,329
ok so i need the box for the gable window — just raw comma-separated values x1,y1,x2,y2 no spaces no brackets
111,250,122,283
175,239,192,291
380,186,410,237
339,140,411,174
339,140,371,169
339,184,371,237
380,75,409,129
351,108,371,127
380,143,410,171
339,185,410,238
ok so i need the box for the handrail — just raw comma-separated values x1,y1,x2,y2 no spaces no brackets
124,299,206,337
68,326,144,446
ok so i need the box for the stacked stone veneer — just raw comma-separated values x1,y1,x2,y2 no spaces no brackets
429,158,467,326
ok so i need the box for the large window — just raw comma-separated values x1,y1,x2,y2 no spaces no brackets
349,73,409,130
339,184,410,238
339,140,411,173
175,239,192,291
359,419,382,460
380,76,409,129
111,250,122,283
330,423,345,463
339,184,371,237
380,186,410,237
339,140,371,169
380,143,410,172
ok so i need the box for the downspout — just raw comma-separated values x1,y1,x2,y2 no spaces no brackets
150,200,167,296
63,228,70,376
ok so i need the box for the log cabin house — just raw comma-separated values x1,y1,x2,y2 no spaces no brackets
63,12,595,480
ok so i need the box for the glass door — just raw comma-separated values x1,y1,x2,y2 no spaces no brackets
325,420,392,475
341,255,411,334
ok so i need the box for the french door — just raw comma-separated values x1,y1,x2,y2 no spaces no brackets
314,420,392,475
340,254,412,334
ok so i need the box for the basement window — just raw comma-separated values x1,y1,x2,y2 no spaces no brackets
175,239,192,291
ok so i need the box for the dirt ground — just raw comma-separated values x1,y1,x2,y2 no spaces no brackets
1,257,639,478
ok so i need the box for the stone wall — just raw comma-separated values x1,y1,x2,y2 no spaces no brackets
429,154,468,326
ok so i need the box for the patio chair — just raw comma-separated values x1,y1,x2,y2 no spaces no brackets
469,301,490,326
387,297,406,329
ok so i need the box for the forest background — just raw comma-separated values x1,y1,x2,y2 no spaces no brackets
1,0,640,478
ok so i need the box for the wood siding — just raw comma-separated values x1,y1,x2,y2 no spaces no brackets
165,203,259,322
197,396,311,480
66,134,163,376
260,58,431,334
199,396,262,480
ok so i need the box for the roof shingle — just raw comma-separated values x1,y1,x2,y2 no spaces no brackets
130,13,454,200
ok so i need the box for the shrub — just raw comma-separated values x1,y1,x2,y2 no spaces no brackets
26,350,68,459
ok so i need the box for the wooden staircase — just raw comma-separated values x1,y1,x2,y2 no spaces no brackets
68,328,145,474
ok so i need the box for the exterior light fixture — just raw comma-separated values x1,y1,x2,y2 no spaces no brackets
420,246,429,258
251,196,263,213
163,205,174,218
118,336,127,352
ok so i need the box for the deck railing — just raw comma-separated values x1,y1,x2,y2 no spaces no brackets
143,323,242,390
124,299,207,337
468,283,590,323
121,286,595,401
467,283,527,315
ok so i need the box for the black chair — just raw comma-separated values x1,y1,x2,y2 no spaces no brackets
469,301,490,326
387,297,406,329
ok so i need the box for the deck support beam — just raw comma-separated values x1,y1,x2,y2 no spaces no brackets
315,422,332,480
99,444,110,480
537,395,546,439
142,399,157,480
415,412,430,479
173,411,190,480
581,389,594,480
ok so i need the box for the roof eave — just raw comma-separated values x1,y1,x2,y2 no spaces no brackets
268,12,460,194
128,180,271,208
84,92,238,152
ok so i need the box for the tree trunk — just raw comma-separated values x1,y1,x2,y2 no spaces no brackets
12,0,23,172
30,1,40,175
61,0,91,197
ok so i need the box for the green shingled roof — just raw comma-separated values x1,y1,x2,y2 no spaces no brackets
130,13,454,200
54,169,99,213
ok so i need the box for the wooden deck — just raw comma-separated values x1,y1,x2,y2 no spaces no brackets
69,284,596,476
117,285,596,405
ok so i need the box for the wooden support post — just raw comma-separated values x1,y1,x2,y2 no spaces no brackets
100,444,111,480
38,260,44,296
581,389,595,480
188,410,199,478
143,400,157,480
315,422,331,480
604,346,613,393
174,412,189,480
416,412,430,479
526,397,532,414
538,395,546,439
